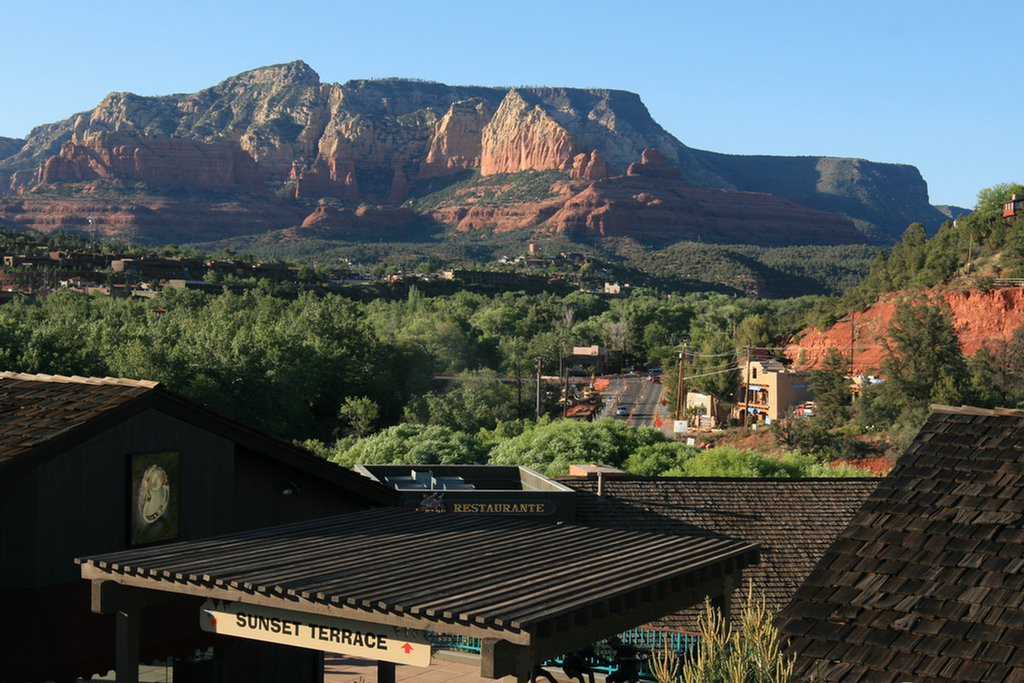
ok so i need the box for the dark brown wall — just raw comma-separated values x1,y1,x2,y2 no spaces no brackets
0,403,390,683
232,445,375,529
5,409,234,587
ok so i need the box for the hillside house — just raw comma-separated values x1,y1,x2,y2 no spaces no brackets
1003,193,1023,224
736,359,813,423
569,345,609,375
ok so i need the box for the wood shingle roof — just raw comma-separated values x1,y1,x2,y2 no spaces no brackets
561,477,878,631
776,406,1024,683
0,371,396,503
0,372,157,466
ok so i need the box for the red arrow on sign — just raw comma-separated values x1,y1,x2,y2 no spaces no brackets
401,643,414,654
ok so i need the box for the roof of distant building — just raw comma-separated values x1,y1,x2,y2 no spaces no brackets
561,476,878,631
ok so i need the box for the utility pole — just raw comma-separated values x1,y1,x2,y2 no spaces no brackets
849,314,855,378
536,356,543,420
674,344,688,422
742,346,751,428
560,346,567,419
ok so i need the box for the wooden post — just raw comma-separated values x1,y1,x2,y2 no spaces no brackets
377,660,396,683
115,608,140,683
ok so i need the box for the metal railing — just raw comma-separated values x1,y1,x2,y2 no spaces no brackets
426,626,701,679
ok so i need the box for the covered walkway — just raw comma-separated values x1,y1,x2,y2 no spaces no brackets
79,507,758,682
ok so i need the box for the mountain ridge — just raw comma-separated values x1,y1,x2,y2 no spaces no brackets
0,61,946,247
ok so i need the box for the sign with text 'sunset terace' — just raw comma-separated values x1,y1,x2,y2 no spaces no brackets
200,599,431,666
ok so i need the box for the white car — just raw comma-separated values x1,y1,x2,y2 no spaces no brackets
616,406,630,416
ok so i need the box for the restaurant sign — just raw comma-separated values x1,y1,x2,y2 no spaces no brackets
413,493,554,515
200,599,431,666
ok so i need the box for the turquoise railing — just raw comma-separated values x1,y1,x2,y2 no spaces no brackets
426,626,701,680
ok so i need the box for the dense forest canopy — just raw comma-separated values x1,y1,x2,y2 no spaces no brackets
0,182,1020,475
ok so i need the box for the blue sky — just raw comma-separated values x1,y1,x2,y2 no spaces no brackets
2,0,1018,208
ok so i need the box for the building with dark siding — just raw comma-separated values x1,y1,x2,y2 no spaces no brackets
0,372,397,683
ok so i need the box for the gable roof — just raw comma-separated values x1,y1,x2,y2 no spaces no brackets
0,372,159,466
0,372,395,504
561,476,878,631
776,406,1024,683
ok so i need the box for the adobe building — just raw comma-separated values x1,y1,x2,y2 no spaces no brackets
736,358,813,423
0,372,398,683
1003,193,1023,224
568,345,609,376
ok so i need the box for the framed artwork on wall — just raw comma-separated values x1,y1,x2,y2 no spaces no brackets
130,451,180,546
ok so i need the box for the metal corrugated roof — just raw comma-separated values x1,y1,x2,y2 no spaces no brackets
80,506,759,642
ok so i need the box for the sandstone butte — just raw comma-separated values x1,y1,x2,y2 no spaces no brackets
1,62,941,245
784,287,1024,374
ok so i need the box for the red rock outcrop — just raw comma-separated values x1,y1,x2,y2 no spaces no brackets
539,151,862,246
293,157,360,200
784,287,1024,373
570,150,611,180
0,189,307,244
295,204,419,239
386,167,410,204
480,90,583,175
7,171,36,194
37,122,263,191
626,148,683,179
419,99,492,179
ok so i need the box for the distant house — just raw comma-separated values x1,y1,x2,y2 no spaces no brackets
569,345,609,375
1003,193,1023,224
776,405,1024,682
685,390,726,429
111,256,204,279
603,282,632,296
562,476,878,631
736,359,813,423
0,372,397,683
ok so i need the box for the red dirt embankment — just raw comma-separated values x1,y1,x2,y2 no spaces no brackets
785,287,1024,373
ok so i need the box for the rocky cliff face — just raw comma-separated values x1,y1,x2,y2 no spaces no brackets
0,61,944,245
424,150,862,247
785,287,1024,372
39,118,264,190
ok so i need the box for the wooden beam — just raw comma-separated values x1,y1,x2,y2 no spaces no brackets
481,638,530,680
531,573,740,663
81,568,532,645
91,580,178,614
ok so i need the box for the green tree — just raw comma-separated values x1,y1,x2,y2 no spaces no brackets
417,370,519,432
337,396,380,438
623,442,699,476
327,423,489,469
876,298,967,424
488,419,666,477
810,348,852,426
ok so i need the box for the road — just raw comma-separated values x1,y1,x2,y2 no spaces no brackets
598,373,671,432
